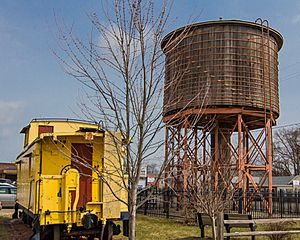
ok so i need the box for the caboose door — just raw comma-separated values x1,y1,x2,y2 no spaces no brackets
71,143,93,209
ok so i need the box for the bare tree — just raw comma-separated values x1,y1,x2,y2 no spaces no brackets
188,162,239,239
273,128,300,176
54,1,192,239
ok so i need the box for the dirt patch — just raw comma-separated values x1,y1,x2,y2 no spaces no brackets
4,219,33,240
0,209,33,240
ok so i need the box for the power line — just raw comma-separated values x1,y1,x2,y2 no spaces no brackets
273,122,300,130
249,122,300,133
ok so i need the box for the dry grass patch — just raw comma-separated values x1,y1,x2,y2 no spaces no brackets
136,215,201,240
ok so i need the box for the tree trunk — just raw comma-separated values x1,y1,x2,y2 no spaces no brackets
216,212,224,240
129,188,137,240
211,216,217,240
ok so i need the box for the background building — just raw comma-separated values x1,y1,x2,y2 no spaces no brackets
0,162,17,181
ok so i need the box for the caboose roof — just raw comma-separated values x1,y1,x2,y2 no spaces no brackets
19,118,104,150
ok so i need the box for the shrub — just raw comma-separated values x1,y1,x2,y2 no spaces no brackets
265,221,296,240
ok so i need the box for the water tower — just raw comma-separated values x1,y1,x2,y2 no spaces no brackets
162,19,283,215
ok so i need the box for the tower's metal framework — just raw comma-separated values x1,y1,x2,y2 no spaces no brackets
164,109,274,214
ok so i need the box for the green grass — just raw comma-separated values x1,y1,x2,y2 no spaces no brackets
1,212,300,240
114,214,300,240
113,214,201,239
136,215,200,240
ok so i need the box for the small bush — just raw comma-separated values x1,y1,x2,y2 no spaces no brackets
265,221,296,240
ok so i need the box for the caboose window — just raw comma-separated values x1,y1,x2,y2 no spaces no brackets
38,125,54,136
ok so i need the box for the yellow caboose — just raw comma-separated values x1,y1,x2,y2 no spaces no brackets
14,118,128,240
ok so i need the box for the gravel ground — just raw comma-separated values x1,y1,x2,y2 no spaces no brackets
0,209,33,240
0,209,14,218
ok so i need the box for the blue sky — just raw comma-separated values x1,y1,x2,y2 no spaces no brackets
1,0,300,161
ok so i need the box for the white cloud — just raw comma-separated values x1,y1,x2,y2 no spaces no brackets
292,14,300,24
98,22,154,59
0,101,24,125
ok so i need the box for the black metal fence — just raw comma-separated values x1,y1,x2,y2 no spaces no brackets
137,188,300,219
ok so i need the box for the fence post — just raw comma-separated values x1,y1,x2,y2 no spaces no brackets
280,189,283,218
166,189,170,219
254,196,257,217
163,188,166,214
238,188,243,214
144,189,148,215
297,191,300,215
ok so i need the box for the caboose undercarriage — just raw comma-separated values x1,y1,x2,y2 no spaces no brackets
14,202,129,240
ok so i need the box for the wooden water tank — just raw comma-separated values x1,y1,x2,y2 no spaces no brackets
162,20,283,120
